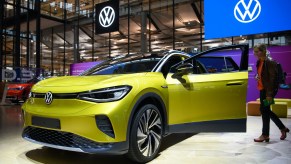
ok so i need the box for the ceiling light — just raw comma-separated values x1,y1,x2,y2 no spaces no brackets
6,5,13,10
50,2,55,7
53,8,58,14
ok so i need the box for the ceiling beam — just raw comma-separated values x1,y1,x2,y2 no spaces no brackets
147,13,161,32
191,2,203,24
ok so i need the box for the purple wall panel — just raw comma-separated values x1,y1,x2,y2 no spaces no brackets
70,61,103,76
248,46,291,101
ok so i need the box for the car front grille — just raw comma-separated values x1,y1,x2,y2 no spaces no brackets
5,96,17,100
22,126,111,150
32,93,78,99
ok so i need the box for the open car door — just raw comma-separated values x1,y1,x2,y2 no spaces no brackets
166,44,249,133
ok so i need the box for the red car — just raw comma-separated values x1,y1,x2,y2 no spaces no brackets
6,78,39,103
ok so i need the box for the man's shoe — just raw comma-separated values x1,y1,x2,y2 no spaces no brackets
254,135,270,142
280,128,290,140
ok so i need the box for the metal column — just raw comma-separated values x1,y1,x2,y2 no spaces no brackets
148,0,151,52
51,28,54,76
74,24,80,63
26,0,30,68
172,0,175,50
91,0,95,61
127,0,130,55
141,11,147,54
0,0,4,81
109,33,111,58
35,0,41,73
63,0,67,75
14,0,21,68
199,0,203,51
74,0,80,63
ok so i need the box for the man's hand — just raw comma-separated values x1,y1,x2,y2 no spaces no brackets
266,96,273,102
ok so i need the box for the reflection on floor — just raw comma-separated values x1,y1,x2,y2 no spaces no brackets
0,105,290,164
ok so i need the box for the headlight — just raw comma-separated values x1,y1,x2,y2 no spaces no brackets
8,87,24,90
77,85,132,103
28,92,32,98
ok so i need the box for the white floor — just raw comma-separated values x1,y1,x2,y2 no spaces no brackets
0,105,290,164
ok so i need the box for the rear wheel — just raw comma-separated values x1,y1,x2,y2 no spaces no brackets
127,104,163,163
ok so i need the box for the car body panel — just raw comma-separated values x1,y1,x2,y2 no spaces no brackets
167,71,248,125
23,72,168,143
7,77,43,102
7,83,33,101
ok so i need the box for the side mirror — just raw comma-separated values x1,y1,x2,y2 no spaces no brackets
171,63,193,79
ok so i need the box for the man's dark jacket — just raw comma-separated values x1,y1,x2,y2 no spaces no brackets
256,58,278,97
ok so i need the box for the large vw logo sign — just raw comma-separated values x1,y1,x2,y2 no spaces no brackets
99,6,115,28
44,92,53,105
234,0,261,23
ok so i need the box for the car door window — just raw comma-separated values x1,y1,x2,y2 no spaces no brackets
172,56,239,75
171,46,245,76
196,57,239,74
161,55,184,77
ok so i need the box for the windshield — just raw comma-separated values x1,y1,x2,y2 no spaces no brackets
82,55,163,76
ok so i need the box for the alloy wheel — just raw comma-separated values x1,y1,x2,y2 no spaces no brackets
136,108,162,157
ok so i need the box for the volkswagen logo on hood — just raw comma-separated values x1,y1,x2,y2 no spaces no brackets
44,92,53,105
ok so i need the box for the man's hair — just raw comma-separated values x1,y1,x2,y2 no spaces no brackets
254,43,267,53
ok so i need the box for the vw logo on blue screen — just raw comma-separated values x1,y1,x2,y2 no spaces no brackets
99,6,115,28
234,0,261,23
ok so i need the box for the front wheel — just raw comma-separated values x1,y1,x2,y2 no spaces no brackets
127,104,163,163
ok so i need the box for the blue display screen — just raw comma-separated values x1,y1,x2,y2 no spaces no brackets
205,0,291,39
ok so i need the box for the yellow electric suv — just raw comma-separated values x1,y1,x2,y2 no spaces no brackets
22,44,249,163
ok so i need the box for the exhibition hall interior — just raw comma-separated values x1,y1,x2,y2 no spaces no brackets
1,0,291,163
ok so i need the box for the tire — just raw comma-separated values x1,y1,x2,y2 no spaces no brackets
127,104,163,163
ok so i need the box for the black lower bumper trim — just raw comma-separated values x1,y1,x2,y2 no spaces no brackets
22,126,128,155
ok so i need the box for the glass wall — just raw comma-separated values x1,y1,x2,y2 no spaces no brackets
1,0,291,76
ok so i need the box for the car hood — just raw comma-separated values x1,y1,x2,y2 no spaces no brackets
24,72,166,115
32,73,149,93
